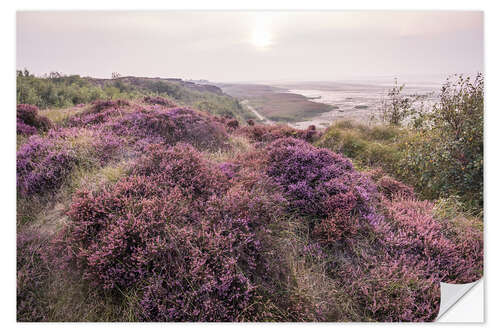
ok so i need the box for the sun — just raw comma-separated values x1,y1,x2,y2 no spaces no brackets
252,27,272,48
251,14,273,49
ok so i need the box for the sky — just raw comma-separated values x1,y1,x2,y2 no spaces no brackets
16,11,483,82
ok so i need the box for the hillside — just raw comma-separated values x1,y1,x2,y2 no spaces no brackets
16,74,483,322
16,70,257,122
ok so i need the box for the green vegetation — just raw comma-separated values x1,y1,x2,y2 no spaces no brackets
16,72,483,322
316,120,403,170
317,73,483,214
16,69,255,122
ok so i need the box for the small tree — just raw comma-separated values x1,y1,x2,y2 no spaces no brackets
111,72,121,79
381,79,427,127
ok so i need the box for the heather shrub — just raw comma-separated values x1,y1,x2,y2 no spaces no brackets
377,175,415,200
48,127,124,166
142,95,177,107
17,104,52,134
68,99,130,127
17,128,124,197
340,261,440,322
91,99,130,112
54,143,287,321
226,118,239,130
110,107,228,151
380,198,483,283
17,120,37,136
17,136,77,196
266,138,378,241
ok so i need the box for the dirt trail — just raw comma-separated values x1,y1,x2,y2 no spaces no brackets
241,100,274,125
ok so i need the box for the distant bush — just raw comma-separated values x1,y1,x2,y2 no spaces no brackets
17,70,109,109
16,69,255,121
90,99,130,113
380,79,427,126
68,100,130,127
142,95,177,107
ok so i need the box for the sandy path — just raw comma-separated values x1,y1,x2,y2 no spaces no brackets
241,100,274,125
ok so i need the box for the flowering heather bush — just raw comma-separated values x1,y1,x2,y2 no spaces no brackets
69,108,120,127
238,124,319,143
17,104,52,134
17,120,37,136
110,107,228,151
90,99,130,113
377,175,415,200
142,95,177,107
47,127,124,166
68,99,130,127
17,135,77,196
266,138,377,241
226,118,240,130
219,162,240,179
16,94,483,322
17,230,50,321
325,196,482,321
340,260,440,322
380,198,483,283
17,127,124,197
54,143,286,321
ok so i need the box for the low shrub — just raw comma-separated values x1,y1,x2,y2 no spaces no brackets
377,175,415,200
68,99,130,127
226,118,239,130
17,136,77,196
266,138,378,241
142,95,177,107
110,107,229,151
53,143,287,321
17,104,52,135
315,122,402,169
17,120,37,136
340,261,440,322
380,198,483,283
17,127,124,197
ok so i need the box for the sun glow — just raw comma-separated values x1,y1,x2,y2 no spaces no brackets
251,15,273,49
252,27,272,48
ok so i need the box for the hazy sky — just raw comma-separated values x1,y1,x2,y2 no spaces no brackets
16,11,483,82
